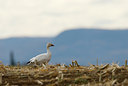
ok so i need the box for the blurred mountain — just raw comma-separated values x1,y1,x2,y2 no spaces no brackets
0,37,52,65
53,29,128,65
0,29,128,65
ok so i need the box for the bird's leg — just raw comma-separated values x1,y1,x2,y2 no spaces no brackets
42,63,46,69
45,62,49,68
34,60,38,68
35,60,37,65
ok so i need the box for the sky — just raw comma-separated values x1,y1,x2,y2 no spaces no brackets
0,0,128,38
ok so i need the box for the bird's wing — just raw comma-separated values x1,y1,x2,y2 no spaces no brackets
29,57,36,62
27,53,48,65
34,53,48,62
27,56,36,64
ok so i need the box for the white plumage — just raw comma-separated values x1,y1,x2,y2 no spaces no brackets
27,43,54,65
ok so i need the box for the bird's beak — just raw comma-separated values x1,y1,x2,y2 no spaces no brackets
51,44,54,46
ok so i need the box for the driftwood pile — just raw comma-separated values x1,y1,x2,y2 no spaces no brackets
0,61,128,86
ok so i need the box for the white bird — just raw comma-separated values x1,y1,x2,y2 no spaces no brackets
27,43,54,65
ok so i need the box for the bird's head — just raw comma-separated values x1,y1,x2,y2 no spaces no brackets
47,43,54,48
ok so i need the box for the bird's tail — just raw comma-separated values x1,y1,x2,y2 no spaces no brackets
27,61,31,65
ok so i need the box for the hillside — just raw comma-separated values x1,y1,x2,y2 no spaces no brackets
53,29,128,65
0,29,128,65
0,37,52,64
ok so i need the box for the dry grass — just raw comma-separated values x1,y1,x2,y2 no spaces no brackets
0,61,128,86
